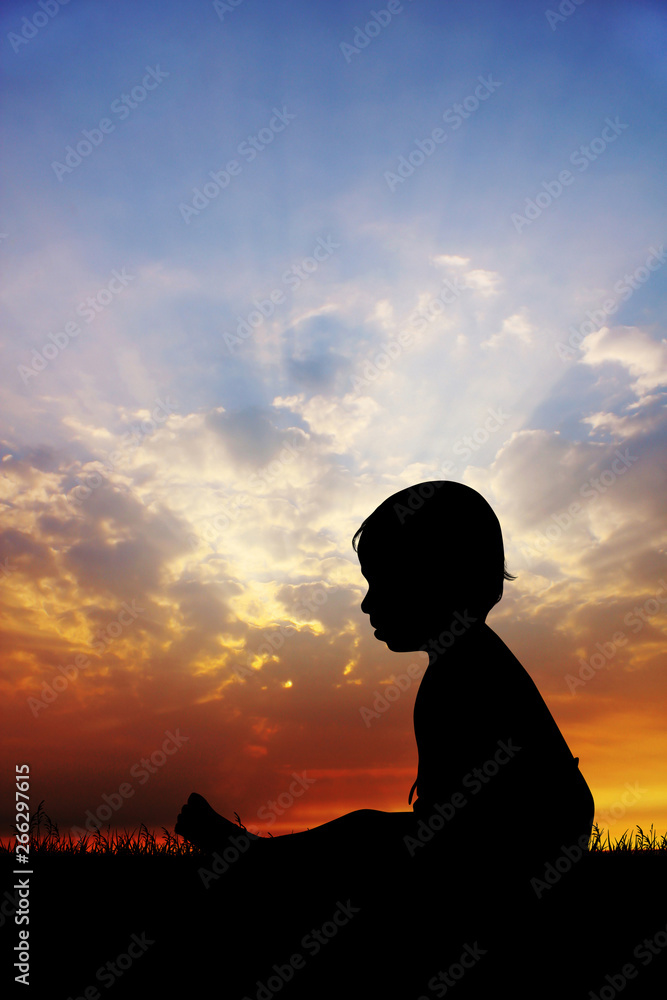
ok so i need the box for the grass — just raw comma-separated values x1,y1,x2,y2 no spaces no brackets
0,800,203,856
588,822,667,852
2,801,666,855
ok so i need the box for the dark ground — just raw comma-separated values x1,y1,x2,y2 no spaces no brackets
1,849,666,998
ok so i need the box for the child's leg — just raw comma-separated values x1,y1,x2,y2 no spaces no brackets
177,794,416,862
263,808,414,849
175,792,262,852
244,809,416,917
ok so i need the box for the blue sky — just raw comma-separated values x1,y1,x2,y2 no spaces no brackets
1,0,666,839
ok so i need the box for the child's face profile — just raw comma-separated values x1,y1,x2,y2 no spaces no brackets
355,484,503,651
359,546,448,652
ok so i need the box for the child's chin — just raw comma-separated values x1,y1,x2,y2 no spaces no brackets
379,632,421,652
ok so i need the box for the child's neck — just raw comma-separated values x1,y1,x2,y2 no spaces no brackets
420,615,489,663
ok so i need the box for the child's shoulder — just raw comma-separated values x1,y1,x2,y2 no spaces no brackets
446,623,526,686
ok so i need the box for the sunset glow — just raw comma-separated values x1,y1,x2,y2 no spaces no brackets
1,0,666,848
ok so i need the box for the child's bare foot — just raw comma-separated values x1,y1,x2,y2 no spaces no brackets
175,792,258,853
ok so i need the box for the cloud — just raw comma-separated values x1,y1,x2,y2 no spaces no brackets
283,313,353,390
580,326,667,396
1,41,665,841
205,406,301,469
482,310,534,348
469,414,667,606
273,392,381,454
462,268,501,297
431,254,470,267
582,398,667,439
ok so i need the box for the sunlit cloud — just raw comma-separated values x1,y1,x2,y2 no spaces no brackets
0,0,665,847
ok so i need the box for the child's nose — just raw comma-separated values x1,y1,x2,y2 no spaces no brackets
361,587,381,614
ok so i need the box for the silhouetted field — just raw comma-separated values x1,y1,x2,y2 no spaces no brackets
1,808,666,998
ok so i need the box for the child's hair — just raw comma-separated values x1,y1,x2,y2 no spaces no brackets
352,481,515,616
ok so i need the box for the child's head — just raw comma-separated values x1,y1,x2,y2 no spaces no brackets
353,481,514,649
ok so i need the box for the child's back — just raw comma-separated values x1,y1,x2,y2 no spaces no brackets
410,621,594,875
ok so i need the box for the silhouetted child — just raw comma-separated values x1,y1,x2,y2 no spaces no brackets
175,482,595,990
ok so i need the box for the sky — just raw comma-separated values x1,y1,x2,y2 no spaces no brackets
0,0,666,845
